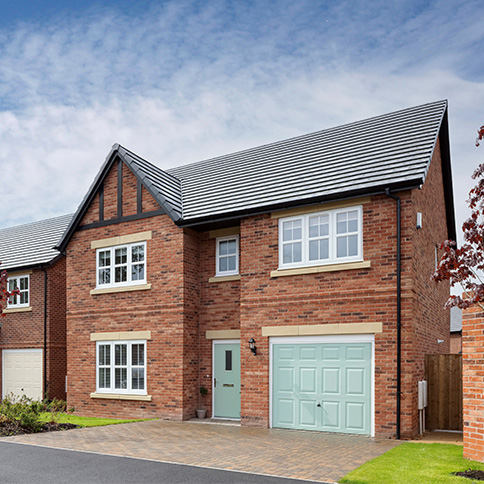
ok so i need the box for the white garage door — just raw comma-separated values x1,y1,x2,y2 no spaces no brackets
2,350,43,400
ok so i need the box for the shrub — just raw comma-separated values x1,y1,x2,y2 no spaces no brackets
0,394,69,433
0,394,44,432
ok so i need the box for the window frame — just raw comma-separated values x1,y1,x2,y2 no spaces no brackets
215,235,239,277
7,274,30,308
95,241,147,289
95,340,147,395
278,206,363,269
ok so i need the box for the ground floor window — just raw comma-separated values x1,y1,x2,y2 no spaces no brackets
96,341,146,394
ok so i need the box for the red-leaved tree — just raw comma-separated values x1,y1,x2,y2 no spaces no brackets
432,125,484,309
0,266,19,317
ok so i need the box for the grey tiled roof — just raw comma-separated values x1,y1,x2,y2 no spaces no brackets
451,307,462,333
118,146,182,220
57,100,453,251
167,100,448,222
0,214,73,271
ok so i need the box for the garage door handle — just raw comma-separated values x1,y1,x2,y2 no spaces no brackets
317,403,321,407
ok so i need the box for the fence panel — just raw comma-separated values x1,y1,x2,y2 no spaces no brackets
425,354,462,431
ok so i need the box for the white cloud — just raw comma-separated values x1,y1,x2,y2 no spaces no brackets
0,0,483,243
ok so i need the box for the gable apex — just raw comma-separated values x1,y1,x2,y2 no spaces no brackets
56,144,182,252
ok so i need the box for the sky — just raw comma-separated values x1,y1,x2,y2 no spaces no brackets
0,0,483,245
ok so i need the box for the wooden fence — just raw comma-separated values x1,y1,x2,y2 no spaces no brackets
425,354,462,431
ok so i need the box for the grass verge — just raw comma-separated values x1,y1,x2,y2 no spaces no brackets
340,443,484,484
40,413,152,427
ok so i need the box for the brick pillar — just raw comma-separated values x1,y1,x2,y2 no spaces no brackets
463,305,484,461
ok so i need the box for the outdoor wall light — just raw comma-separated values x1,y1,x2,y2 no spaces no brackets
248,338,257,356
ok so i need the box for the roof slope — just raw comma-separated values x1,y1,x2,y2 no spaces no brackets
168,100,448,223
118,146,182,220
0,214,73,271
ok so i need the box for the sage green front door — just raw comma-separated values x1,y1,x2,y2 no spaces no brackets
272,342,372,435
213,343,240,419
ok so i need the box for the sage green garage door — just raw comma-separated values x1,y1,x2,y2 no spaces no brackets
272,342,371,435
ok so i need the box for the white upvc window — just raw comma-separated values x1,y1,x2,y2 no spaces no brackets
96,242,146,288
96,340,146,395
279,206,363,269
7,275,30,307
215,235,239,276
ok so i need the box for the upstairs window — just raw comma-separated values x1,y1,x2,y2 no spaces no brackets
8,275,29,307
279,206,362,269
215,236,239,276
96,242,146,288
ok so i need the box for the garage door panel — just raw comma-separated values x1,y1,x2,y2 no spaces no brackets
277,347,295,360
321,346,340,361
275,398,295,425
300,367,317,393
346,368,366,395
322,367,340,395
346,345,367,361
346,402,366,431
321,401,340,429
273,341,371,435
276,367,294,392
299,400,317,427
299,346,317,360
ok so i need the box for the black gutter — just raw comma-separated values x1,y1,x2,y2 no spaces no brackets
43,268,48,399
385,188,402,440
177,183,422,231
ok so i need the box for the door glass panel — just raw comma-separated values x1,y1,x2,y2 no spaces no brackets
225,350,232,371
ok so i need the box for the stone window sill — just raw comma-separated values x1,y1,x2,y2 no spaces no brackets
3,307,32,314
208,275,241,283
90,393,152,402
271,261,371,278
90,284,152,295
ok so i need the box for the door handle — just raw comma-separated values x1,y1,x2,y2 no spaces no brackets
317,402,321,407
214,378,216,388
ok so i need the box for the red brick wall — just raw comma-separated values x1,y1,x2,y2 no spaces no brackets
46,258,67,400
66,160,199,419
231,140,450,438
237,198,404,435
450,333,462,354
405,139,451,437
199,232,241,415
462,306,484,462
0,263,67,401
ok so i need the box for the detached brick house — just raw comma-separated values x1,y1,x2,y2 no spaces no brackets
0,214,72,401
56,100,455,439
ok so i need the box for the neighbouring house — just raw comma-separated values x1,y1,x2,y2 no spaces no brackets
56,100,455,439
461,304,484,462
0,214,72,401
450,307,462,354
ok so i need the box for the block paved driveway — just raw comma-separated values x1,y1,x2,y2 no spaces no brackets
0,420,399,483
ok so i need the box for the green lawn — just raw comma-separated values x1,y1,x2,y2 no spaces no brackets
340,443,484,484
40,413,151,427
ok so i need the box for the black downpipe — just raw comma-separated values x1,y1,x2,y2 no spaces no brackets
43,269,48,399
385,188,401,440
